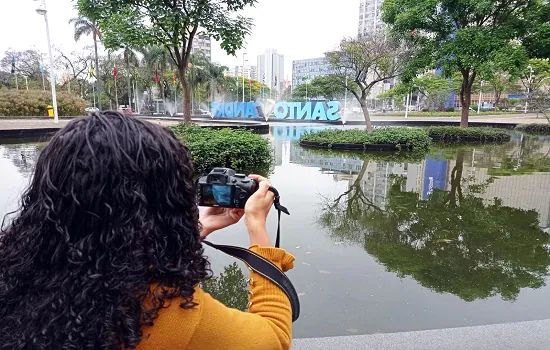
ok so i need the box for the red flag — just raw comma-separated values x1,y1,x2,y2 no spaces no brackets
410,29,418,36
173,71,177,84
155,71,159,84
249,79,252,87
113,66,118,79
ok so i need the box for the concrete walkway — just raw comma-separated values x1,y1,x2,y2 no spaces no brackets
293,319,550,349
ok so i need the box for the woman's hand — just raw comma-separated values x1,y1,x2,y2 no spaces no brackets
245,175,275,247
199,207,244,239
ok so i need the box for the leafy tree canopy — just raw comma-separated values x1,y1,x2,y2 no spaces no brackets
292,75,348,101
382,0,541,126
77,0,257,121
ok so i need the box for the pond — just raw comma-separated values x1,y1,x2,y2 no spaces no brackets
1,126,550,339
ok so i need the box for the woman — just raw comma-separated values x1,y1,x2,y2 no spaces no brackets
0,111,294,349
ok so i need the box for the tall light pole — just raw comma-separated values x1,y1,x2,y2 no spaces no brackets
35,0,58,123
477,80,484,114
242,53,247,104
525,65,534,114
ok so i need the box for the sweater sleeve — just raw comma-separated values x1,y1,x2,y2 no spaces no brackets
186,245,295,350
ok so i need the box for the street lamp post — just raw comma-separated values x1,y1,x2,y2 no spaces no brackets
35,0,58,123
525,65,534,114
477,80,484,114
242,53,247,104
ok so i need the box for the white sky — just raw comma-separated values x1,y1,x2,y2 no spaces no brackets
0,0,358,79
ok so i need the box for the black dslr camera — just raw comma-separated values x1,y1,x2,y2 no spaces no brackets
198,168,259,208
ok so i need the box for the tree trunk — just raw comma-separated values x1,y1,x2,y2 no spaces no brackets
126,52,132,111
361,102,373,132
179,66,192,123
93,33,102,110
460,70,475,128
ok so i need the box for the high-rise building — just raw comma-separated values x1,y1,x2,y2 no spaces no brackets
292,57,335,88
358,0,385,36
191,34,212,60
231,65,258,81
257,48,284,92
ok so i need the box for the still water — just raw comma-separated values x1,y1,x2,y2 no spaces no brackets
1,126,550,339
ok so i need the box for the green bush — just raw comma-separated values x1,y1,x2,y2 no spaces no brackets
426,126,511,142
0,89,88,116
300,127,432,152
445,107,455,112
170,124,272,175
515,123,550,135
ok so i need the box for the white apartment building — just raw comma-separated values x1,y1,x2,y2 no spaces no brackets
257,48,285,92
358,0,386,36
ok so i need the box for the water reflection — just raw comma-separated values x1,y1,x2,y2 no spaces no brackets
0,142,43,178
200,263,248,311
316,145,550,302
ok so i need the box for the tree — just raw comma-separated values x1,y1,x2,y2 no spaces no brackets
292,75,347,101
383,0,538,127
320,150,550,301
383,73,459,111
522,1,550,60
326,33,413,131
486,71,516,109
70,15,103,110
55,49,91,96
0,50,45,81
77,0,256,122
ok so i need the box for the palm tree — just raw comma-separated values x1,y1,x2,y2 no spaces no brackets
70,15,102,110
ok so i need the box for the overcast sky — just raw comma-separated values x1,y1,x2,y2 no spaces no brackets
0,0,358,80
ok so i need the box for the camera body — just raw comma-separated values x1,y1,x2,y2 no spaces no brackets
198,168,258,208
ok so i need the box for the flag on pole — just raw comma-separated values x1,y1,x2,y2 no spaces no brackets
113,65,118,79
249,79,252,87
274,76,278,88
302,75,309,82
40,66,45,74
235,76,239,86
155,71,159,84
173,71,177,85
11,57,15,74
89,63,95,79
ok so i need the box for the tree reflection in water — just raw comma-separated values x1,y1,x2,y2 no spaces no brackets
200,263,249,311
320,149,550,302
1,142,44,178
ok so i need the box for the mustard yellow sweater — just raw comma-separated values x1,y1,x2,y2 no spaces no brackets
138,245,296,350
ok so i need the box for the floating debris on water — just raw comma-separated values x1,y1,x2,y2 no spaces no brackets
306,252,313,255
298,293,306,297
319,270,332,275
302,262,311,266
295,246,301,249
334,242,344,245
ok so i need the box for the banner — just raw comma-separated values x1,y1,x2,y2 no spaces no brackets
210,101,342,121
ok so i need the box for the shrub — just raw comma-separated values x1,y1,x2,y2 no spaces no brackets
0,89,88,116
170,124,272,175
300,127,432,152
445,107,455,112
515,123,550,135
426,126,511,142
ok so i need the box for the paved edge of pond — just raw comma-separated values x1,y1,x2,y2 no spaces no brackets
293,319,550,350
0,116,269,140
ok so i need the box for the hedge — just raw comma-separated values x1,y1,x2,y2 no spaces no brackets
0,89,88,116
515,123,550,135
170,124,272,175
299,127,432,152
426,126,511,142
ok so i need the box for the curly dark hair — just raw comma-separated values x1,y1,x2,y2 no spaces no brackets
0,111,209,349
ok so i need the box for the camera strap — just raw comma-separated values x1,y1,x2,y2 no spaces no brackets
203,193,299,322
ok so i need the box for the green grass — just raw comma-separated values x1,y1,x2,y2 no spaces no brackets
300,127,432,152
515,123,550,135
169,124,272,175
